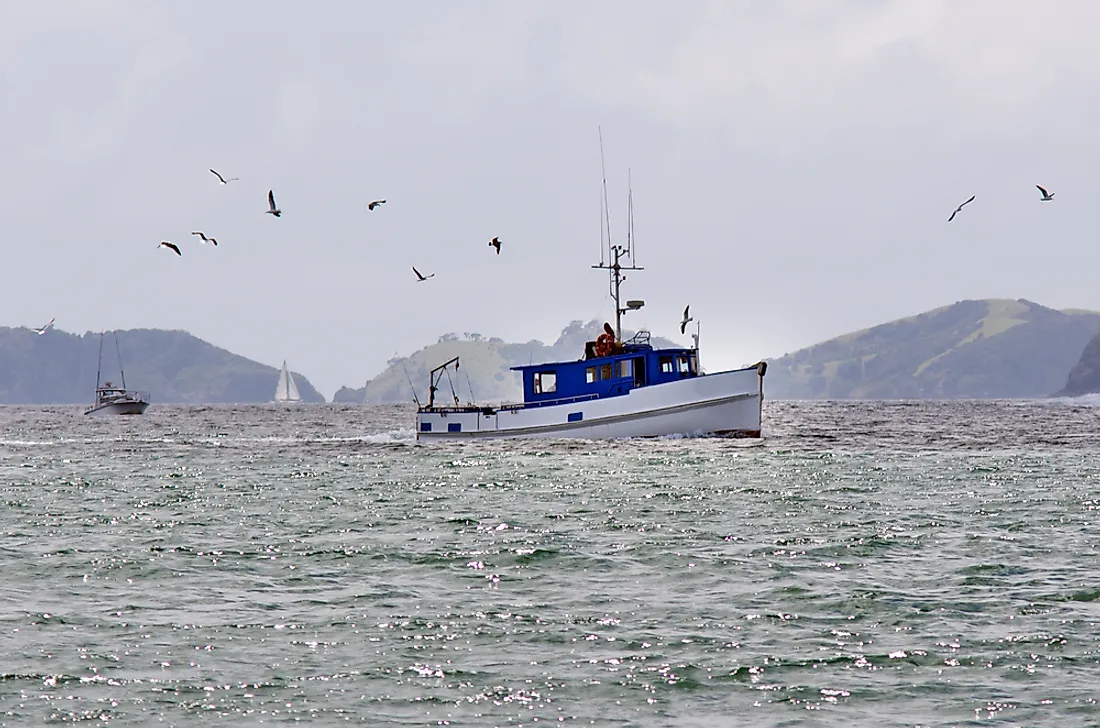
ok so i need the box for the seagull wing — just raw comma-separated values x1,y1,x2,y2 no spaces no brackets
412,266,424,280
681,321,687,334
268,189,277,211
948,209,958,222
160,242,181,256
191,231,205,240
963,195,975,206
683,305,690,320
210,169,226,183
1037,185,1049,197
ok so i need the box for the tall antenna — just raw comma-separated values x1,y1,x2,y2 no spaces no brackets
95,332,104,390
599,190,605,267
114,332,127,390
626,168,635,262
598,126,612,266
693,321,702,372
592,131,644,341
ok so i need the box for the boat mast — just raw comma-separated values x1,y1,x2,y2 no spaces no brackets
591,136,643,340
114,332,127,390
593,245,644,341
95,333,104,391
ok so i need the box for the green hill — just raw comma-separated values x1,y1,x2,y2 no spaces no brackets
1055,330,1100,397
350,320,680,404
0,327,324,404
765,299,1100,399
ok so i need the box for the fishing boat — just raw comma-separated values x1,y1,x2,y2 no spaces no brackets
273,360,302,404
84,332,150,416
415,240,766,440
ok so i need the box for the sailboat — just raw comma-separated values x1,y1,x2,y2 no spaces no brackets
84,332,150,416
273,360,302,404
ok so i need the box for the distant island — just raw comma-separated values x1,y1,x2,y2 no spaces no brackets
7,299,1100,406
336,320,681,405
1054,328,1100,397
0,327,324,404
335,302,1100,404
765,299,1100,399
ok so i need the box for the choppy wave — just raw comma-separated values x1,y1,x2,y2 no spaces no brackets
1,400,1098,725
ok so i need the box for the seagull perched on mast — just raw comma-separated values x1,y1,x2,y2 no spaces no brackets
266,189,281,217
1036,185,1055,201
368,199,386,211
412,266,435,282
209,169,239,184
191,231,218,246
948,195,975,222
32,317,54,335
489,236,502,255
158,241,181,256
680,305,694,334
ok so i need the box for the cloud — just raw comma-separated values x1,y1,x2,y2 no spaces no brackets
2,1,1100,395
555,1,1100,136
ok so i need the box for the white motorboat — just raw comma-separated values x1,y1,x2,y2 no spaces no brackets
84,333,150,416
416,216,765,439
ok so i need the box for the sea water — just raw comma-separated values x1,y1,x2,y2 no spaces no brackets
1,400,1098,726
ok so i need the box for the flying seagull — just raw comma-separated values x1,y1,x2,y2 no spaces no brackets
209,169,239,184
680,305,694,335
191,231,218,246
1036,185,1055,201
266,189,281,217
412,266,435,282
368,199,386,211
32,317,55,335
489,236,502,255
159,241,181,256
948,195,975,222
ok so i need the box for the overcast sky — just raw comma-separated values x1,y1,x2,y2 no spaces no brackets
3,1,1099,397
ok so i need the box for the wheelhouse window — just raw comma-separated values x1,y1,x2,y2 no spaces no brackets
677,355,692,374
586,367,597,384
659,356,674,374
600,364,613,380
618,359,632,378
533,371,556,394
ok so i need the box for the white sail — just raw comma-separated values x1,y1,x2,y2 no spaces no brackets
274,360,302,403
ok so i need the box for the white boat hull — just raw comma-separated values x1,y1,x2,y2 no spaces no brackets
417,363,764,440
84,400,149,416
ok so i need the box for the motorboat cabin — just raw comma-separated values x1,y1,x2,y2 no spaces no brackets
513,332,701,410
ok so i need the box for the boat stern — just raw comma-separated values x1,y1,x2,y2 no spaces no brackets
416,407,496,439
